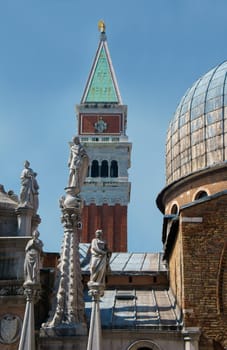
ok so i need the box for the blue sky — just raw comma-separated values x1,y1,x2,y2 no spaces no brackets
1,1,227,252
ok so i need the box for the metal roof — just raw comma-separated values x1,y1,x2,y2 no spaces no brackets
166,60,227,185
80,244,181,330
79,244,166,274
84,288,182,330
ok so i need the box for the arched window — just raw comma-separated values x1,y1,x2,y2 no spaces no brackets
127,340,161,350
194,190,208,200
171,203,178,215
110,160,118,177
91,160,99,177
101,160,108,177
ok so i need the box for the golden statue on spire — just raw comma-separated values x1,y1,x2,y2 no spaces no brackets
98,20,106,33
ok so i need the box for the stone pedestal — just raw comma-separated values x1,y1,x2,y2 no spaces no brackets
18,283,40,350
16,207,34,236
16,207,41,236
86,284,104,350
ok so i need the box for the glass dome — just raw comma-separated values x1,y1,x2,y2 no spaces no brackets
166,61,227,185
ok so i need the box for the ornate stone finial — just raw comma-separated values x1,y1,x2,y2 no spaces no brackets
67,136,89,197
41,202,87,335
18,160,39,212
98,20,105,33
24,229,43,287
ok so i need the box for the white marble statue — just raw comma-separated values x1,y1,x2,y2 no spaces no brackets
19,160,39,211
89,230,111,286
68,136,89,193
24,230,43,286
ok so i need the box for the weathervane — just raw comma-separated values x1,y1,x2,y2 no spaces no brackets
98,20,105,33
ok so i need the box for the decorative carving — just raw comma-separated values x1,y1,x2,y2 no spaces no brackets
23,284,40,303
61,208,81,229
94,118,107,133
60,188,83,210
24,230,43,286
42,203,87,335
19,160,39,212
67,136,89,194
0,285,24,296
0,314,22,344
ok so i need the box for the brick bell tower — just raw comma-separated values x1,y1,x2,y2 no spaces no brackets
76,21,131,252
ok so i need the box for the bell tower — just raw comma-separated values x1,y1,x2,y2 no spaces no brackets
77,22,131,252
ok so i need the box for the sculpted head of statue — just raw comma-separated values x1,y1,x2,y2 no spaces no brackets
95,229,103,239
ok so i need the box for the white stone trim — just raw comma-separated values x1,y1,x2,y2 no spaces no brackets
181,217,203,223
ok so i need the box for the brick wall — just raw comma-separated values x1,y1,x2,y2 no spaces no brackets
169,193,227,348
169,229,184,310
81,204,127,252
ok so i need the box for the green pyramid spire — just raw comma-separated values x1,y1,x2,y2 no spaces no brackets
82,28,122,104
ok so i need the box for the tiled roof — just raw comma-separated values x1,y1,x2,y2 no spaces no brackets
84,288,182,330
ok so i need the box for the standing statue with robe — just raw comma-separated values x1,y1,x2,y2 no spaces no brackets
89,230,111,287
24,230,43,286
67,136,89,195
19,160,39,212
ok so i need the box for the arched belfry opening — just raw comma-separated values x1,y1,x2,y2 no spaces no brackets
110,160,118,177
91,160,99,177
101,160,108,177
